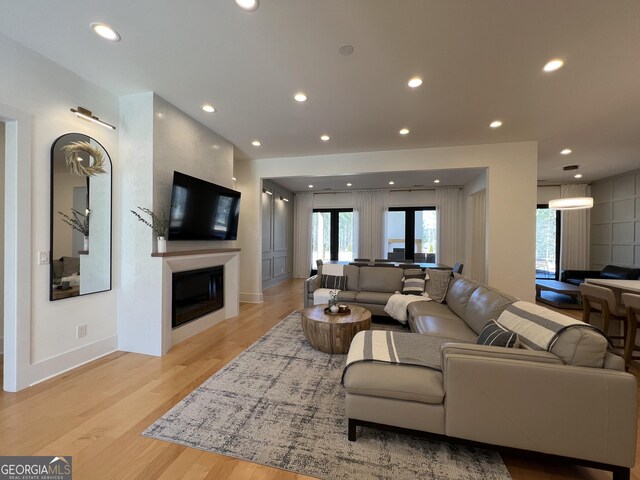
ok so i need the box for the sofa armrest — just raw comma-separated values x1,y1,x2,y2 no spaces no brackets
443,353,637,467
560,269,601,282
441,343,563,373
304,275,321,307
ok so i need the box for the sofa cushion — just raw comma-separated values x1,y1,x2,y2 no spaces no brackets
336,290,358,302
497,301,609,367
446,274,515,335
358,266,404,293
409,315,478,342
476,320,520,348
321,274,347,290
424,268,451,303
355,291,394,305
342,362,444,404
407,301,461,322
343,265,360,291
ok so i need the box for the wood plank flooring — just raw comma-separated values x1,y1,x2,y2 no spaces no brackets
1,278,638,479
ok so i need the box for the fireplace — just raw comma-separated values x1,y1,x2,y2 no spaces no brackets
172,266,224,328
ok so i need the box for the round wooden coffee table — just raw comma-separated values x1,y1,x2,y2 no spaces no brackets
300,304,371,354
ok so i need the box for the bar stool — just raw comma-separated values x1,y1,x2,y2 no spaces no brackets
622,293,640,367
579,283,628,349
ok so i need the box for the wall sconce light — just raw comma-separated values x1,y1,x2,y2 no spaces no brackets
262,188,273,195
280,196,289,202
71,106,116,130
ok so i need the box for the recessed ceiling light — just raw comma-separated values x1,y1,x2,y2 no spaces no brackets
90,22,121,42
251,140,261,147
434,179,440,184
574,173,583,179
543,58,564,73
201,104,216,113
408,77,423,88
320,135,330,142
389,181,395,185
235,0,259,11
490,120,503,128
294,92,308,103
560,148,572,155
308,184,314,188
338,44,354,56
399,128,410,135
232,177,237,181
346,183,352,187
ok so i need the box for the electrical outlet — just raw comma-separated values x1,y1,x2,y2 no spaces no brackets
77,324,87,339
38,251,50,265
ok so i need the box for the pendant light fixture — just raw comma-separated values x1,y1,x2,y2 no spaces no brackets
549,165,593,210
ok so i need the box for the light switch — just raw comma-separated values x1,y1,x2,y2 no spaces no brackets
38,251,50,265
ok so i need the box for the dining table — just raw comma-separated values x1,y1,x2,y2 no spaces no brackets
584,278,640,304
325,260,452,270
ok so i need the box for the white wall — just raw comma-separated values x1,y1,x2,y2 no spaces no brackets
236,142,538,301
0,32,118,388
537,185,561,204
0,121,4,354
118,93,236,355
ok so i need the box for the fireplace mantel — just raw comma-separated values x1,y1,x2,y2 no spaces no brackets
151,248,241,258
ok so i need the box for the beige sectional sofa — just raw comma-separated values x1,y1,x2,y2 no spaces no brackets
307,265,637,479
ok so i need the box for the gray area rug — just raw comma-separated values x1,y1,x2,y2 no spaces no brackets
143,312,511,480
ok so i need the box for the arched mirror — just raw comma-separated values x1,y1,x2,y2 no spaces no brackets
50,133,112,300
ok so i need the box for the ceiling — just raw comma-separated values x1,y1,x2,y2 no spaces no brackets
1,0,639,186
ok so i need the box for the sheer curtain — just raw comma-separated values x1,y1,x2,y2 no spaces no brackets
353,190,389,260
467,189,486,283
293,192,314,278
560,183,591,270
436,187,463,267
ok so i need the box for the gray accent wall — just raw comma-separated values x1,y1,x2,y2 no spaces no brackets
590,169,640,269
262,180,293,290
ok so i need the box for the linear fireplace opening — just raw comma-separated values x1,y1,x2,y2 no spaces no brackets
172,265,224,329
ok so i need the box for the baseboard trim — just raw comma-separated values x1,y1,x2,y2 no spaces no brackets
240,292,263,303
28,335,118,387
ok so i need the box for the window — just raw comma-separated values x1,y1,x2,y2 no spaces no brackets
535,205,560,279
387,207,437,262
312,209,353,263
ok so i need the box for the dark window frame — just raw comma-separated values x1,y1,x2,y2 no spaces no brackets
388,206,436,261
313,208,353,261
536,204,561,280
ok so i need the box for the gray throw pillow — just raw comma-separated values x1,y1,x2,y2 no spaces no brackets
424,268,451,303
402,269,426,295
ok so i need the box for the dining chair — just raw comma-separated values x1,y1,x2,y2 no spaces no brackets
622,293,640,366
316,259,323,267
353,258,370,262
349,262,369,267
579,283,628,350
374,259,394,263
452,263,464,274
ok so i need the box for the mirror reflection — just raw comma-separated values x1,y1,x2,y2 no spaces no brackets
50,133,112,300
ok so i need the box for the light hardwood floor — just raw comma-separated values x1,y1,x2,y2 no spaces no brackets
1,279,638,480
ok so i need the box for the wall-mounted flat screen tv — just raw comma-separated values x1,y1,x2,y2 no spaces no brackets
168,171,241,241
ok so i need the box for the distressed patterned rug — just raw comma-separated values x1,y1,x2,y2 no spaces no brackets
143,312,511,480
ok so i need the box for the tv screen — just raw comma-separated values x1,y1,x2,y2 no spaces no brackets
168,171,241,241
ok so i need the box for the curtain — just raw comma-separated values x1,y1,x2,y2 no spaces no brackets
293,192,314,278
467,189,486,283
560,183,591,270
353,190,389,260
436,187,463,267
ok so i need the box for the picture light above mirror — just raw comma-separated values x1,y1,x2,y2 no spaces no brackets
70,106,116,130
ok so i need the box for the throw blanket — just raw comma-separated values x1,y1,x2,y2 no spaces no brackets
342,330,467,383
313,288,339,305
321,263,344,276
383,293,431,324
497,301,611,351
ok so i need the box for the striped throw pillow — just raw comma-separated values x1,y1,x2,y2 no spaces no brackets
476,319,520,348
321,274,347,290
402,269,426,294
